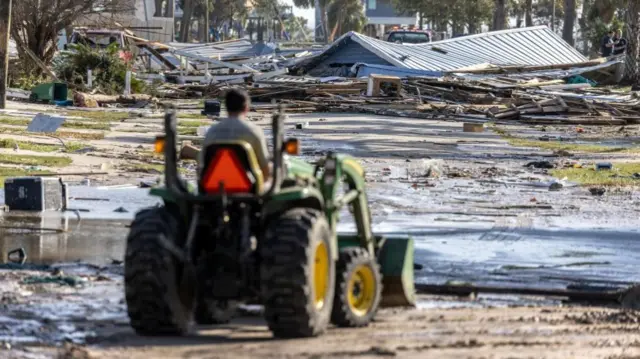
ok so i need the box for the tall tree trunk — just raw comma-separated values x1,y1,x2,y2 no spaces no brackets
563,0,576,45
419,12,423,30
320,5,329,44
624,0,640,83
179,0,194,42
468,20,478,34
525,0,533,26
579,0,592,54
493,0,506,30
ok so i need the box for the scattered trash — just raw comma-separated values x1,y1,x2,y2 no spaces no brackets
21,275,84,287
463,123,484,133
549,181,564,191
576,127,585,133
525,161,554,169
596,162,613,171
179,142,201,160
589,188,606,196
7,248,27,264
553,149,573,157
530,197,537,202
295,122,309,129
113,207,129,213
318,118,327,122
139,180,156,188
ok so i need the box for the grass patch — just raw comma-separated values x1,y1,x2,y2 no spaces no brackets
63,121,111,131
0,153,72,167
61,110,130,122
507,137,632,153
0,116,110,131
0,139,87,153
179,120,210,127
491,126,640,154
177,127,198,136
0,168,54,188
126,163,164,174
179,113,209,120
0,126,105,140
124,163,189,174
551,162,640,186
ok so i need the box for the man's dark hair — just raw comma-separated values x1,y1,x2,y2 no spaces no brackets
225,89,249,114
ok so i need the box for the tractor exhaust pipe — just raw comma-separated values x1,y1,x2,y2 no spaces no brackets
268,105,284,195
164,107,182,193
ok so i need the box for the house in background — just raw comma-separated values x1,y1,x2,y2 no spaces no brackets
75,0,175,43
314,0,415,42
362,0,416,38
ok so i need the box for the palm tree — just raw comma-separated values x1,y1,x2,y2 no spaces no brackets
327,0,366,41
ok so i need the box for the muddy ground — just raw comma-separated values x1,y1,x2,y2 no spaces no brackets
1,100,640,358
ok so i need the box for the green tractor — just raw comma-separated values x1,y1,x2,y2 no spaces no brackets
124,107,416,338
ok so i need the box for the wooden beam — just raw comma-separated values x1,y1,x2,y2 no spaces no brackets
0,0,12,109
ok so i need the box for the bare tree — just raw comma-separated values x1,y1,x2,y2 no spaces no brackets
11,0,133,74
562,0,576,45
493,0,507,30
624,0,640,83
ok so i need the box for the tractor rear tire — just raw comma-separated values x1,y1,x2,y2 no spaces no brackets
331,247,382,327
124,207,193,335
261,208,335,338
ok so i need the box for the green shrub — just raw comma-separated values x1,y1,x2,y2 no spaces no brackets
53,43,145,95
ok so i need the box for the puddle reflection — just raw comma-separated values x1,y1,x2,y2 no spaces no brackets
0,213,129,265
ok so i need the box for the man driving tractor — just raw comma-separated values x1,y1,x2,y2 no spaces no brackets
201,89,270,178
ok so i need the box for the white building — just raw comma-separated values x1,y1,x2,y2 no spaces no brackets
76,0,175,43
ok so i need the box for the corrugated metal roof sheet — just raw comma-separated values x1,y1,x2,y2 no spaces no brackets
300,26,587,72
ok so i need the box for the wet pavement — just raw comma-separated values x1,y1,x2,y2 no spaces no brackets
0,177,638,292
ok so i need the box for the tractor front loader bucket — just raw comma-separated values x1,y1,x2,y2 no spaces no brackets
378,236,416,307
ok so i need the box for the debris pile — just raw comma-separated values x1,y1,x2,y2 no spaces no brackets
8,24,635,128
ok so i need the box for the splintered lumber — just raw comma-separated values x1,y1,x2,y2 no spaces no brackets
414,283,621,303
520,115,626,125
74,92,156,105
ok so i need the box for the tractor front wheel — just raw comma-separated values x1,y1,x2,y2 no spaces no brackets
261,208,335,338
331,247,382,327
124,207,193,335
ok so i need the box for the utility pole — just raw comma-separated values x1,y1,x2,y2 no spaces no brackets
0,0,11,109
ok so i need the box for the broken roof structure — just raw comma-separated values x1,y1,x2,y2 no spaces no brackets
296,26,588,75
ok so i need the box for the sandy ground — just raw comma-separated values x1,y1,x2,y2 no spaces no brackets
2,101,640,358
3,263,640,359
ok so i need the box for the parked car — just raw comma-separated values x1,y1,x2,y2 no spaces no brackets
384,29,431,44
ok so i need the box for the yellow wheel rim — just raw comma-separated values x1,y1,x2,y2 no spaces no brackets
313,242,329,310
347,264,376,317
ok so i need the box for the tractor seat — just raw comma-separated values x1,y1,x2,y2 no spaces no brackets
199,141,265,195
